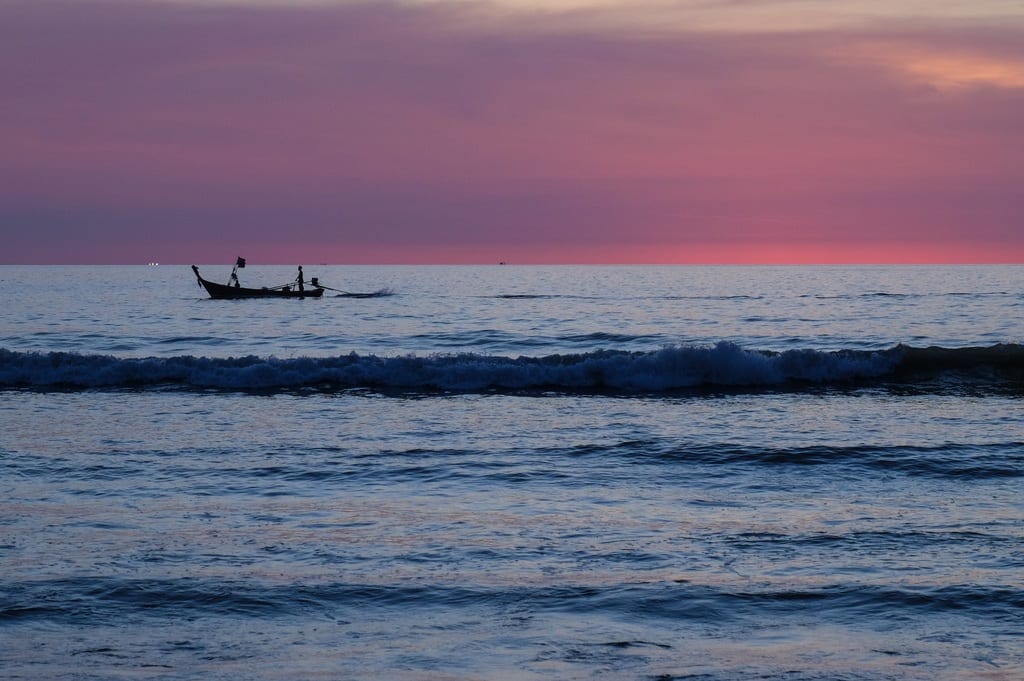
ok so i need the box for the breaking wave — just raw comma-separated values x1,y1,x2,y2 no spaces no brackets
1,343,1022,393
4,576,1022,626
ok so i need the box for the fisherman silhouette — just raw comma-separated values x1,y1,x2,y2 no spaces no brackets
297,265,304,292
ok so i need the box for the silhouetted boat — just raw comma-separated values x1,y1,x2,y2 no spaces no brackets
191,263,324,299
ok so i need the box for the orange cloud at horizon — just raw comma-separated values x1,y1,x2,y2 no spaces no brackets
287,240,1024,266
841,39,1024,92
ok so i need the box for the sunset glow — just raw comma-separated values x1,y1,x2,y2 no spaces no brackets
1,0,1022,263
897,52,1024,90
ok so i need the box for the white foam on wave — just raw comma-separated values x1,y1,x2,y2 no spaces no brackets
0,343,900,391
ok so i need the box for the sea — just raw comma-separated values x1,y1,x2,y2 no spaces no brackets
1,264,1022,681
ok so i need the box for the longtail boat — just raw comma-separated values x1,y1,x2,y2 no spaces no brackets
192,260,324,299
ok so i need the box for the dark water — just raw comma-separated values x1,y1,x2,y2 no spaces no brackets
1,265,1022,679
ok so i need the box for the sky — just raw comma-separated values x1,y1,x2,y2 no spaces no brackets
1,0,1023,264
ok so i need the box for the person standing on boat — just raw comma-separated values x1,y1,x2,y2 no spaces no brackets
229,256,245,287
296,265,304,292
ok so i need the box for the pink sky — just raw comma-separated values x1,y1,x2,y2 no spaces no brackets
1,0,1023,264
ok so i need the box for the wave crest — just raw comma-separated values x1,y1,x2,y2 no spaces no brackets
1,343,1021,393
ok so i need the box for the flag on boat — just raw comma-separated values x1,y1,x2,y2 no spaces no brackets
235,256,246,268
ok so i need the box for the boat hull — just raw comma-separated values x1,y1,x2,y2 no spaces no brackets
192,266,324,299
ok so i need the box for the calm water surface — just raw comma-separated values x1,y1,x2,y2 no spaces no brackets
1,265,1022,680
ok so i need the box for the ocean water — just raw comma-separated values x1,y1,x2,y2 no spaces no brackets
1,264,1022,680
